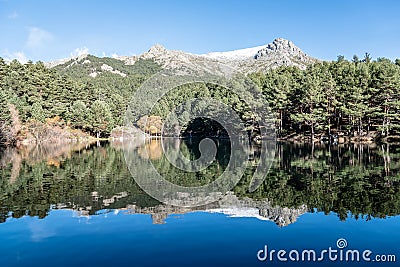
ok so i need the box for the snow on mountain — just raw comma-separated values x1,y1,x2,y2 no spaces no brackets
202,45,266,60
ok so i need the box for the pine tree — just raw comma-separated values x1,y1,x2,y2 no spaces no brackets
89,100,114,138
68,100,89,129
0,88,10,122
291,64,328,140
30,102,46,123
371,60,400,136
341,63,370,137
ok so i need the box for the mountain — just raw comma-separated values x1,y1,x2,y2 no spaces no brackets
48,38,317,77
201,38,316,72
120,38,317,74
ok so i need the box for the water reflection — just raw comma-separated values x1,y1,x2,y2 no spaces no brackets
0,139,399,225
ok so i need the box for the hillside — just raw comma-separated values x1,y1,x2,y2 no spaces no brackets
52,55,162,79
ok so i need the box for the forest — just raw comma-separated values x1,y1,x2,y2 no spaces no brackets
250,56,400,142
0,57,161,145
0,54,400,146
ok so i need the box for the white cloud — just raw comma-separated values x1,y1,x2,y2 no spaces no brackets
70,47,89,58
26,27,53,48
111,53,119,58
8,11,18,19
1,50,28,63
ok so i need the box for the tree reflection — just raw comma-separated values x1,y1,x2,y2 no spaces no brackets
0,140,399,223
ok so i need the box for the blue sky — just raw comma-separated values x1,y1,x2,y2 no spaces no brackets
0,0,399,62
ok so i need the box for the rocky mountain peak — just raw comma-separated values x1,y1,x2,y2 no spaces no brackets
254,38,313,65
145,44,168,57
267,38,296,52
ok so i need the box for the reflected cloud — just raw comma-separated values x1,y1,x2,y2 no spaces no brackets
28,220,55,242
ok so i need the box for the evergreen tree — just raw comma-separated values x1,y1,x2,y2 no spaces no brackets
30,102,46,122
68,100,89,129
0,89,10,122
291,64,328,140
89,100,114,138
370,60,400,136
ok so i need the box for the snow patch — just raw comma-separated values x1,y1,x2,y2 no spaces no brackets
202,45,266,60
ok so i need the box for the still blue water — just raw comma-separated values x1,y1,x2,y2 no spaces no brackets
0,209,398,266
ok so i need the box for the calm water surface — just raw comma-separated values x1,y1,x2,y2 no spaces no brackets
0,139,399,266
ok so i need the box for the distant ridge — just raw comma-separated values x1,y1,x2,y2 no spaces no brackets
47,38,317,76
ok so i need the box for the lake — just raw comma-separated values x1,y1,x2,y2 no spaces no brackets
0,139,399,266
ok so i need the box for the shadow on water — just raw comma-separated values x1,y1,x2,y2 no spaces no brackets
0,139,399,225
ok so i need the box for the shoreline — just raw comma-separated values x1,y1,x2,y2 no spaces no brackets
3,126,400,150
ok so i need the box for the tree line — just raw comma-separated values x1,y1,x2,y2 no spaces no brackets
250,56,400,141
1,54,400,146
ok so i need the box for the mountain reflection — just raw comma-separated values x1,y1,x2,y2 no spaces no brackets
0,139,399,226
